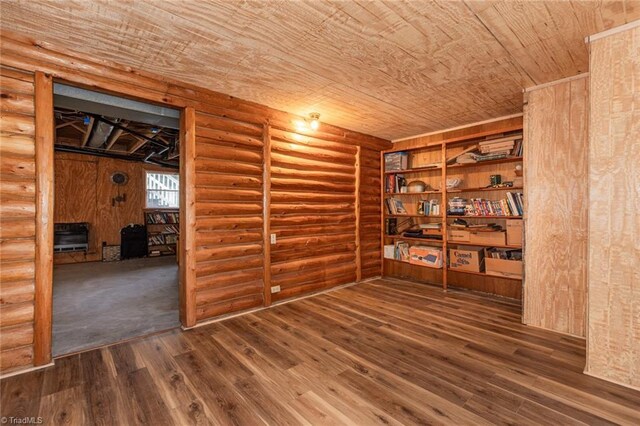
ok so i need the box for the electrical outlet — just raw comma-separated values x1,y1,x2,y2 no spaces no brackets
271,285,281,293
270,233,276,244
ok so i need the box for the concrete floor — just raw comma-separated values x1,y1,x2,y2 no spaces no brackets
53,256,179,356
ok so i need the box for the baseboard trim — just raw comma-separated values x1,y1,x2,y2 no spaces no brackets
183,276,382,331
0,361,55,380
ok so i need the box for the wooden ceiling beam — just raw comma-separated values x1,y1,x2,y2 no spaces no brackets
55,120,80,130
128,128,161,154
80,116,94,147
104,121,129,151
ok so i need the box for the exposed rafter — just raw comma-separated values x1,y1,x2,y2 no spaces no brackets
80,116,94,147
104,121,128,151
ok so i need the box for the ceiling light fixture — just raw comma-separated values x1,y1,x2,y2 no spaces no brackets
309,112,320,130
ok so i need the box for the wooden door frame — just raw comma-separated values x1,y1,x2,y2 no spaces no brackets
34,74,196,365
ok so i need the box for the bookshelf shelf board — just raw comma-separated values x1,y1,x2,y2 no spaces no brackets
384,165,442,175
447,186,523,193
447,268,522,281
384,191,442,195
384,258,444,270
447,156,523,169
446,241,522,249
446,215,523,220
385,214,443,218
384,235,443,244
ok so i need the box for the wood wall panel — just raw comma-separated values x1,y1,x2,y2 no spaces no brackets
359,146,382,278
523,75,589,337
0,32,390,374
193,112,265,320
0,66,35,373
586,25,640,389
269,128,358,302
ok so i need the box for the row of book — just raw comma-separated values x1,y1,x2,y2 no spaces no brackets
447,133,523,165
384,197,407,214
150,224,179,234
447,192,524,217
145,212,179,224
419,200,441,216
148,234,178,246
384,174,407,193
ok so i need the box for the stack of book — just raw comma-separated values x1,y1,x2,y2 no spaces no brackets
384,152,409,171
447,133,523,165
384,174,406,193
394,241,410,261
384,197,407,214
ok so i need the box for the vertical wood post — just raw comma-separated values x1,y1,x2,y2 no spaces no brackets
34,71,54,366
180,107,197,327
380,151,385,277
441,142,448,291
263,123,272,306
355,146,362,282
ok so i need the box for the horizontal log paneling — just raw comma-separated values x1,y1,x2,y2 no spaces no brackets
0,66,35,374
0,32,391,373
193,111,265,320
359,147,382,278
270,134,358,303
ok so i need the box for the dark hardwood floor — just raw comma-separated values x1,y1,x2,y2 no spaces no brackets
2,278,639,425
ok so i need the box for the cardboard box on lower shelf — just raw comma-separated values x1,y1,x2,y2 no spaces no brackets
409,246,443,268
506,220,523,246
449,246,485,272
485,258,523,279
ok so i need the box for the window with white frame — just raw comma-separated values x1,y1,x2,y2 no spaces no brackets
145,171,179,208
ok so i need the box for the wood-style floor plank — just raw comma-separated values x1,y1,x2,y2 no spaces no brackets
2,278,639,425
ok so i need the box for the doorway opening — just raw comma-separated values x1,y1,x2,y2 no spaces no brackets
51,83,182,356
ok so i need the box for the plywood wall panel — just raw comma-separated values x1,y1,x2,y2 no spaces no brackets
0,66,35,373
523,75,589,337
586,25,640,389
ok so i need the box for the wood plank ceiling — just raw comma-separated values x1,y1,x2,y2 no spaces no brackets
1,0,638,139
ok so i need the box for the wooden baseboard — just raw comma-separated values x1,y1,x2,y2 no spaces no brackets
0,361,55,380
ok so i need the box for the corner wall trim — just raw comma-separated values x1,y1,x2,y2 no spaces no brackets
524,73,589,93
585,19,640,43
391,113,524,143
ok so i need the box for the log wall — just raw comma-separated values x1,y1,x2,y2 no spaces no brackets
586,24,640,389
523,75,589,337
359,146,383,279
269,127,359,302
0,66,36,372
0,31,390,374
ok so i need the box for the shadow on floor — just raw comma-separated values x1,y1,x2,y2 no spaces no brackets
53,256,180,356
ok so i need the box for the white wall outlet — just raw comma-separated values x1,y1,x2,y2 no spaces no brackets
271,285,281,293
270,233,276,244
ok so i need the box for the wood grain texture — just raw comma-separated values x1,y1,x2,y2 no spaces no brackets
269,128,358,302
33,71,53,366
359,146,382,279
0,66,35,374
180,107,197,328
523,75,589,337
586,25,640,389
2,278,639,424
1,3,638,139
194,112,265,321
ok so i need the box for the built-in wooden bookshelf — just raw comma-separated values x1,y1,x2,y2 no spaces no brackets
381,127,524,297
144,208,179,256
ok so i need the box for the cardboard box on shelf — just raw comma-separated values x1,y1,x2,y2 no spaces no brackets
506,220,523,246
485,258,523,279
448,229,470,242
409,246,443,268
449,245,485,272
469,230,506,246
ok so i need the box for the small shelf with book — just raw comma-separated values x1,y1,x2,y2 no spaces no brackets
381,126,525,298
144,208,179,256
